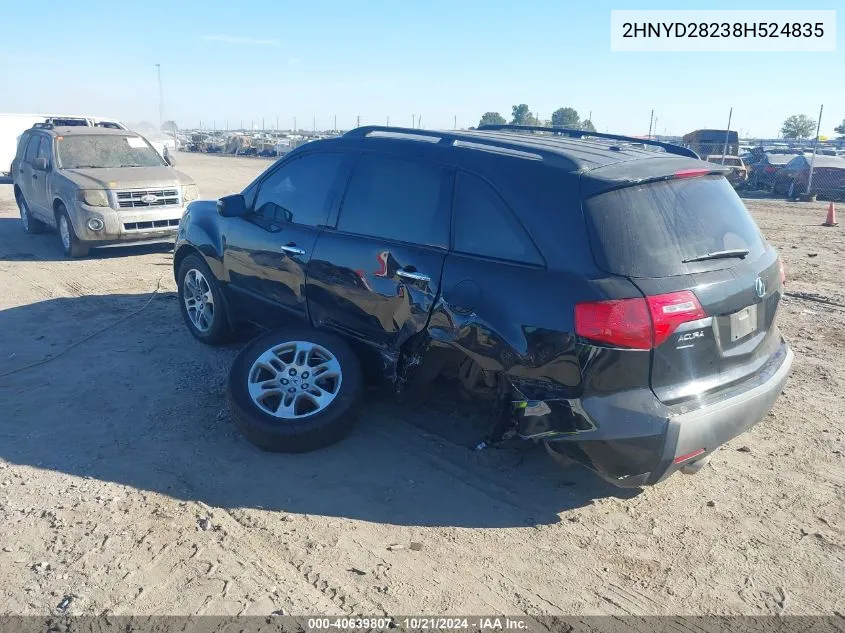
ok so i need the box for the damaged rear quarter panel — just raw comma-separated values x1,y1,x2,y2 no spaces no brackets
427,257,589,396
425,254,653,437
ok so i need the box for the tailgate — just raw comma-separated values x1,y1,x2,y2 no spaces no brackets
582,173,785,405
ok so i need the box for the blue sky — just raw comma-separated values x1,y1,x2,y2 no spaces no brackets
0,0,841,137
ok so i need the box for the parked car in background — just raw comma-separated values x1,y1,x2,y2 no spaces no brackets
772,154,845,199
705,155,747,186
747,153,796,190
173,124,791,488
12,124,198,257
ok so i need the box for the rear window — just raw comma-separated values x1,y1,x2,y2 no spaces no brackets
583,175,766,278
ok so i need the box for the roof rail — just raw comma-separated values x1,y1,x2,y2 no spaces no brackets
476,124,699,159
344,126,454,144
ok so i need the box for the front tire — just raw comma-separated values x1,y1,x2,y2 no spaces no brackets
227,328,364,452
56,206,89,257
177,253,232,344
15,189,45,234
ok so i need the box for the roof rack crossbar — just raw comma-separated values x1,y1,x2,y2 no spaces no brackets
476,124,699,159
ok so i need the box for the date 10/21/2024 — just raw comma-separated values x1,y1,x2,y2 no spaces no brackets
306,617,529,630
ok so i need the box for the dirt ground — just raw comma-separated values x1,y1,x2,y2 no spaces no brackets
0,153,842,617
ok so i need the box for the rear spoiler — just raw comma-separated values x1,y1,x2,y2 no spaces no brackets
580,156,731,198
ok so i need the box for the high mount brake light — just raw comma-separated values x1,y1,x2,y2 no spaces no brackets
575,291,706,350
673,168,713,179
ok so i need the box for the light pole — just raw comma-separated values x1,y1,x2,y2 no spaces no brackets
155,64,163,129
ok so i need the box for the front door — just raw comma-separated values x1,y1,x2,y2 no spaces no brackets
307,152,452,354
223,151,350,328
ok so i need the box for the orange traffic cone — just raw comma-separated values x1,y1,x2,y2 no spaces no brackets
822,202,838,227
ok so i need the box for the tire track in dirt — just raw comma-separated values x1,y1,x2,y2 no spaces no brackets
222,507,384,616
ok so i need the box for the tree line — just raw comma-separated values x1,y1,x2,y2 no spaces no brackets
780,114,845,140
477,105,595,132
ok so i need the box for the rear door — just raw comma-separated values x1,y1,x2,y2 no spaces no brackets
30,135,54,216
18,134,42,211
223,151,350,327
307,152,451,352
582,174,784,405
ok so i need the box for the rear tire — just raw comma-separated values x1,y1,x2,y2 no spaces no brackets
227,328,364,453
15,189,45,234
56,205,89,257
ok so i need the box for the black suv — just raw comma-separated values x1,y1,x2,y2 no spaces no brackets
173,125,792,487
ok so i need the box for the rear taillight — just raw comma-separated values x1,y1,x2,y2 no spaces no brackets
575,291,706,350
647,291,707,347
778,258,786,285
574,298,652,349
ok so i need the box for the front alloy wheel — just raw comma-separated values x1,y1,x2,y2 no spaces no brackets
176,253,231,345
183,268,215,333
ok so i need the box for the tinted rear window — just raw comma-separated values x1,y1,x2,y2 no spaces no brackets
583,175,766,278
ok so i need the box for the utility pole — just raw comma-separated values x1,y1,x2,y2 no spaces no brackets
294,117,297,132
313,115,316,132
721,107,733,164
262,118,265,131
276,116,278,131
334,115,337,131
806,104,824,195
412,114,415,128
356,115,361,128
454,115,457,130
155,64,163,129
386,116,390,127
418,115,422,128
653,117,658,140
647,109,654,139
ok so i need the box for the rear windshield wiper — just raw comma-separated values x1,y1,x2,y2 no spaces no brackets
683,249,749,263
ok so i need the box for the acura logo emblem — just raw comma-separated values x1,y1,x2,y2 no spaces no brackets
754,277,766,298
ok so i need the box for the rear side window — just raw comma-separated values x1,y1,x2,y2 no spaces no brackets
16,132,31,158
24,135,41,162
583,175,766,278
338,154,449,248
452,172,542,264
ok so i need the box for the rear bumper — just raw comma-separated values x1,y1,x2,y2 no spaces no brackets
544,343,793,487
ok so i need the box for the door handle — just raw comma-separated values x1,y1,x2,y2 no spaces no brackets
280,244,305,256
397,269,430,283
